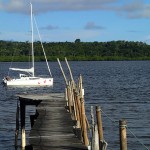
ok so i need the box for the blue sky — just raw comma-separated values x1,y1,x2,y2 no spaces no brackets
0,0,150,43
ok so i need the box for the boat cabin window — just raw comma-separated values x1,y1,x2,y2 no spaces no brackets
20,74,29,78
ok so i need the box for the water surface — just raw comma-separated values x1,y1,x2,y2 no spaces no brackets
0,61,149,150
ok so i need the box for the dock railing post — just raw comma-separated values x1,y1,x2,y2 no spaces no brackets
74,90,81,127
70,81,77,120
96,106,104,150
91,106,96,150
20,99,26,148
77,94,82,122
79,75,89,146
67,84,73,113
57,58,68,86
65,57,75,88
119,120,127,150
65,88,68,106
81,97,89,146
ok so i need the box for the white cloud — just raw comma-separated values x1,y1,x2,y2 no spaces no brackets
0,0,150,18
41,25,59,30
0,0,119,13
85,22,106,30
0,0,24,11
115,0,150,19
142,4,150,18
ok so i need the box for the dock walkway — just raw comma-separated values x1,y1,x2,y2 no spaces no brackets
18,93,88,150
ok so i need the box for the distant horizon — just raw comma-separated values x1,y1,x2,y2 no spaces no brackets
0,39,148,44
0,0,150,44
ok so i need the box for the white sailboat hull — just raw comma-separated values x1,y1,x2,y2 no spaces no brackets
3,77,53,87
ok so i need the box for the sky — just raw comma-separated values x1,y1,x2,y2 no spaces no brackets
0,0,150,43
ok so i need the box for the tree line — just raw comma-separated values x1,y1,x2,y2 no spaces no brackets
0,39,150,61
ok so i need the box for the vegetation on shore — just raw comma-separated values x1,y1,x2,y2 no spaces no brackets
0,39,150,61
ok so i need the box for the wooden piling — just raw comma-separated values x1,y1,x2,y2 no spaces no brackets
65,88,68,106
20,100,26,148
91,106,95,150
76,94,82,129
67,85,72,113
15,102,19,147
81,97,89,146
96,106,104,150
70,82,77,120
94,125,100,150
57,58,68,86
78,75,89,144
74,91,81,128
91,106,94,136
65,57,75,86
119,120,127,150
79,75,84,98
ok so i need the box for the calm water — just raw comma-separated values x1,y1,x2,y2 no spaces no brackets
0,61,150,150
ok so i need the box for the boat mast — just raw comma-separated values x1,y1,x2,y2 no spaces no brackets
30,3,34,77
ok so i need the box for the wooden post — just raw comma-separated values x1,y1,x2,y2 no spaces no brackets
93,125,100,150
65,57,75,87
67,85,72,113
78,74,89,145
81,97,89,146
85,115,90,131
65,88,68,106
74,90,80,126
119,120,127,150
70,82,77,120
91,106,94,136
96,106,103,150
57,58,68,86
79,75,83,98
15,102,19,147
20,99,26,148
76,94,82,129
91,106,95,150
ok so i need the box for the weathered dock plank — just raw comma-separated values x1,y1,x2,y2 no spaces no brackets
19,93,88,150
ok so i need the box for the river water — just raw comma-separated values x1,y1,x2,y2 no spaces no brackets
0,61,149,150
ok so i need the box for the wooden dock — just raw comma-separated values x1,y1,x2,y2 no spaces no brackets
14,58,141,150
18,93,88,150
14,58,108,150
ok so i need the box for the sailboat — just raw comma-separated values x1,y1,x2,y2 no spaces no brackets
3,3,53,87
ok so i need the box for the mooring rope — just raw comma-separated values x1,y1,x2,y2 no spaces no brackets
101,109,118,125
101,108,149,150
127,127,150,150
